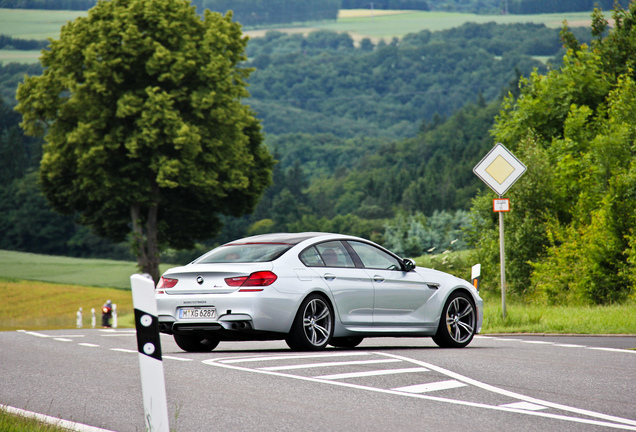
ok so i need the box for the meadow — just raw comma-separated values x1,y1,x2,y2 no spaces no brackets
1,249,635,334
0,7,601,63
0,250,176,331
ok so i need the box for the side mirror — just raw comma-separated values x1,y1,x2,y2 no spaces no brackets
402,258,416,272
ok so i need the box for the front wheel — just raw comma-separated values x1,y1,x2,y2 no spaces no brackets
173,334,219,352
432,291,476,348
286,294,334,351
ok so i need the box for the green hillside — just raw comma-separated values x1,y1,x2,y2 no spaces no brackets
0,250,178,289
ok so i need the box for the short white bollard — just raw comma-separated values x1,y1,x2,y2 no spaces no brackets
471,263,481,291
130,274,169,432
76,307,83,328
112,304,118,329
91,308,96,329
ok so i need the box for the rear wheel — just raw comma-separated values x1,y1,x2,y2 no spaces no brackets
432,291,476,348
286,294,334,351
173,334,219,352
329,336,364,348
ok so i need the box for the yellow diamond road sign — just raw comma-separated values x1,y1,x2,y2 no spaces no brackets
473,143,526,196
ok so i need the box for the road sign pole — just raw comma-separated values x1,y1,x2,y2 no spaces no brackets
499,205,506,319
474,143,525,320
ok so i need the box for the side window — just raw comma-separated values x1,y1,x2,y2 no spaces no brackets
315,241,355,268
348,241,401,270
299,246,324,267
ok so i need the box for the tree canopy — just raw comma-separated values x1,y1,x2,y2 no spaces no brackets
15,0,273,280
471,2,636,304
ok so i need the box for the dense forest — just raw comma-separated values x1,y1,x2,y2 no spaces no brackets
246,23,594,139
507,0,630,14
191,0,340,26
0,19,596,263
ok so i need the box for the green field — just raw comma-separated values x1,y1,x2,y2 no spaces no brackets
0,8,86,40
315,10,596,38
0,249,176,289
0,8,601,64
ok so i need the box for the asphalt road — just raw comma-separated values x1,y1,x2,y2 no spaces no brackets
1,329,635,432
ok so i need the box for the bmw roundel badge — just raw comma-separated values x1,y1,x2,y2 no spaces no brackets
196,275,204,285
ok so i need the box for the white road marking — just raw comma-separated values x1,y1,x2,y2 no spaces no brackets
53,338,73,342
110,348,137,354
316,367,429,380
381,352,636,428
392,380,467,393
217,351,371,364
501,402,548,411
19,331,85,338
203,352,636,430
260,358,401,371
162,355,193,362
78,343,100,347
554,344,586,348
588,347,636,354
99,329,135,333
101,334,136,337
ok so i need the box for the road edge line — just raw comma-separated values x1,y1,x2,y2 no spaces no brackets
0,404,116,432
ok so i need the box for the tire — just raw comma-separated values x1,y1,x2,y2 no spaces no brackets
329,336,364,349
173,333,219,352
432,291,476,348
286,294,334,351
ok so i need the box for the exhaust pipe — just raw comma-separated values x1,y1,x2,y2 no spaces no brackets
230,322,251,331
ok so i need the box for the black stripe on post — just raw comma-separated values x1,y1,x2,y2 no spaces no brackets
134,308,162,361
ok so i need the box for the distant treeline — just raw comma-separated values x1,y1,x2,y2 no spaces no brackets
507,0,631,14
191,0,340,25
0,35,48,50
1,0,631,18
341,0,430,10
0,0,95,10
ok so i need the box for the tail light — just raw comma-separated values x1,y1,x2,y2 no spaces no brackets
156,277,178,294
225,271,277,292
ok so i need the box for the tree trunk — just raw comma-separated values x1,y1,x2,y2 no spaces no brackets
130,198,161,284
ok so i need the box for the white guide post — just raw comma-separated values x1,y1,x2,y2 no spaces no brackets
130,274,170,432
112,303,118,329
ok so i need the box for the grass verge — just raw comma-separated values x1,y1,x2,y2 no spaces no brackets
482,299,636,334
0,279,134,331
0,409,67,432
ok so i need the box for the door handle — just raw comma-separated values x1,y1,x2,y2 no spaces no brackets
323,273,336,281
373,276,385,283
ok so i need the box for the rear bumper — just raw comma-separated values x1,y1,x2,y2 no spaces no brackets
155,290,300,335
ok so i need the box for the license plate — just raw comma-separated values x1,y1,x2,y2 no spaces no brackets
178,307,216,319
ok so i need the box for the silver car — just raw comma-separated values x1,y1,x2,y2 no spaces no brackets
155,232,483,352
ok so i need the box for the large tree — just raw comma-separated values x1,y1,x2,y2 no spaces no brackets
16,0,273,281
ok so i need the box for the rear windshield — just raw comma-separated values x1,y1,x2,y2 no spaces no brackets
195,243,293,263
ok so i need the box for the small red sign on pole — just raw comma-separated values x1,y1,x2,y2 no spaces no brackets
493,198,510,212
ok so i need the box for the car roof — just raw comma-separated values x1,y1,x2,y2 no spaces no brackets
225,232,332,246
